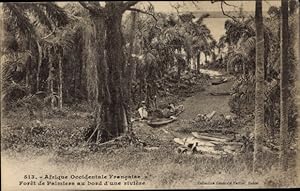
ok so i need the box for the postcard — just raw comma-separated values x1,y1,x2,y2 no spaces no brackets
1,1,299,190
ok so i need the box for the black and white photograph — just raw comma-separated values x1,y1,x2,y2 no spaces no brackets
1,0,300,189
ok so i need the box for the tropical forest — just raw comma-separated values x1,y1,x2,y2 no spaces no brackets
1,0,300,189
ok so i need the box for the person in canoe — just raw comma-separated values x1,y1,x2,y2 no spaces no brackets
138,100,184,123
161,103,184,118
146,103,184,127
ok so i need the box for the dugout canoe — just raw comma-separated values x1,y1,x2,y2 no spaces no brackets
147,117,177,127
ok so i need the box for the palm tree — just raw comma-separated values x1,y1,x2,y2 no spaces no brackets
190,16,213,72
209,39,217,63
2,3,69,108
279,0,289,171
297,2,300,177
253,0,265,173
227,35,256,76
44,22,78,109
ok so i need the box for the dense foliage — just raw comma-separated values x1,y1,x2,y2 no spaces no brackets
1,2,215,114
227,1,298,143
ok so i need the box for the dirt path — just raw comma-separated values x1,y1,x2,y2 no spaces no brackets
141,69,236,141
179,70,234,121
179,73,233,120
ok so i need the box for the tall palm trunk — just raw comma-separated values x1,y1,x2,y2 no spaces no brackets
36,41,42,91
227,45,233,73
25,57,30,88
25,40,32,91
253,0,265,173
296,1,300,183
196,52,200,73
279,0,289,171
243,61,246,76
47,47,55,109
212,52,216,64
0,8,4,111
126,11,137,108
58,48,63,110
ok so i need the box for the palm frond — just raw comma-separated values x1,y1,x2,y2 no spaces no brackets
1,81,29,99
16,3,53,30
63,2,90,17
218,35,227,48
227,53,244,67
179,13,195,23
42,21,84,50
1,50,32,82
3,3,35,36
37,2,69,27
195,13,210,25
236,36,256,56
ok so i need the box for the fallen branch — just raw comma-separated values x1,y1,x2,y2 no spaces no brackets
95,136,124,147
174,137,216,147
192,132,230,142
86,127,98,144
206,111,216,120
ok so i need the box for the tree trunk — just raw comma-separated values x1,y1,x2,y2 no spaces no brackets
212,52,216,64
25,40,32,91
279,0,289,171
227,44,234,74
36,41,42,92
253,0,265,173
196,52,200,73
243,61,246,76
48,47,55,109
95,15,108,105
25,64,29,88
102,5,128,140
85,13,108,142
177,58,181,80
82,2,138,142
126,11,137,114
0,9,3,107
72,60,76,99
58,48,63,110
226,60,229,73
186,56,190,71
78,48,83,98
296,2,300,183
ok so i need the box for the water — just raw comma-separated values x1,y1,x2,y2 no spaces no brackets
203,18,228,41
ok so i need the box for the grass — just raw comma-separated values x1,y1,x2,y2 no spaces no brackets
1,76,298,189
2,143,296,189
1,107,297,189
